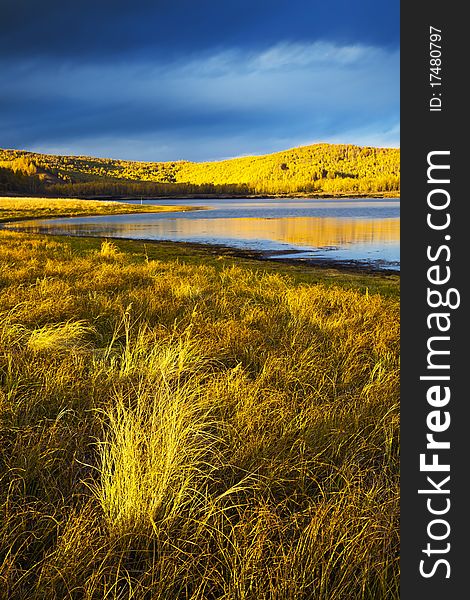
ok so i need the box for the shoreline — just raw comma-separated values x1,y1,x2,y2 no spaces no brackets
0,205,206,224
2,196,400,275
3,223,400,275
0,196,204,224
135,238,401,275
1,191,400,201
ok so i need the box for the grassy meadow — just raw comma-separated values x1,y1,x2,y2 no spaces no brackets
0,200,399,599
0,197,197,223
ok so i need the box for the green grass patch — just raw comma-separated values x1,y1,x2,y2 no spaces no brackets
63,235,400,299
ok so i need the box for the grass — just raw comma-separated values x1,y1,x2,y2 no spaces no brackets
0,197,198,223
63,234,400,299
0,229,399,599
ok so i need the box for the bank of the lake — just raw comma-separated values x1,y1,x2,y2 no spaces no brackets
35,190,400,201
3,196,400,272
0,196,200,224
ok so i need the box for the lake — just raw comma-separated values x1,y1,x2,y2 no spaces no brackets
6,198,400,270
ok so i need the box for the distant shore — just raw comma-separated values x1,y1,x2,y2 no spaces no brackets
0,191,400,202
0,196,202,224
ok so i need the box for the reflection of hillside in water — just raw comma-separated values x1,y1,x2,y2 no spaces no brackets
20,216,400,249
212,217,400,247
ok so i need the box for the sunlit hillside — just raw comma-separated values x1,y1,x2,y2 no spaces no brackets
0,143,400,197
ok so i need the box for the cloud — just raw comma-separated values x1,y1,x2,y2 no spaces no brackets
0,1,399,61
0,41,399,161
251,42,373,70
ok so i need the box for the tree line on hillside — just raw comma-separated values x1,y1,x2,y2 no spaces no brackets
0,144,400,197
0,157,42,193
46,177,398,198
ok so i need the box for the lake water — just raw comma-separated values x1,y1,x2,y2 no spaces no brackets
6,198,400,270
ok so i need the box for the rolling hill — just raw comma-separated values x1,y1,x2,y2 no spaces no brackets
0,143,400,197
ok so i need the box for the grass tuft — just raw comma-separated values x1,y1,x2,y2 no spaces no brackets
27,320,94,352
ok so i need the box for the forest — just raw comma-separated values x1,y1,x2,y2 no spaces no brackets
0,143,400,197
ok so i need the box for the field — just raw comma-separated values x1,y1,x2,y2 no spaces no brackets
0,197,196,223
0,201,399,599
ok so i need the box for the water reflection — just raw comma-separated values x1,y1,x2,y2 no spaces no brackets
7,213,400,269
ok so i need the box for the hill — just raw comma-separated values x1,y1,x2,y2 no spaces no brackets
0,143,400,197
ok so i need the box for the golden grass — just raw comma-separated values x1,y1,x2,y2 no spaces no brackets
0,231,399,599
27,320,93,352
0,196,197,223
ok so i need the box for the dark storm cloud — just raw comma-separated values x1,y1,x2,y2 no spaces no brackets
1,0,399,59
1,1,399,161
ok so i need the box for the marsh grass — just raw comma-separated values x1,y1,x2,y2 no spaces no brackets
27,320,94,352
0,231,399,599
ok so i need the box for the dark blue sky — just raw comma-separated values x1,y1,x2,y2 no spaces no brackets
1,1,399,161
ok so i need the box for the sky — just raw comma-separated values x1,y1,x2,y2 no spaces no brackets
0,0,399,162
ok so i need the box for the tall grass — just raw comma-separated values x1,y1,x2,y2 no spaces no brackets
0,231,399,599
94,335,223,537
